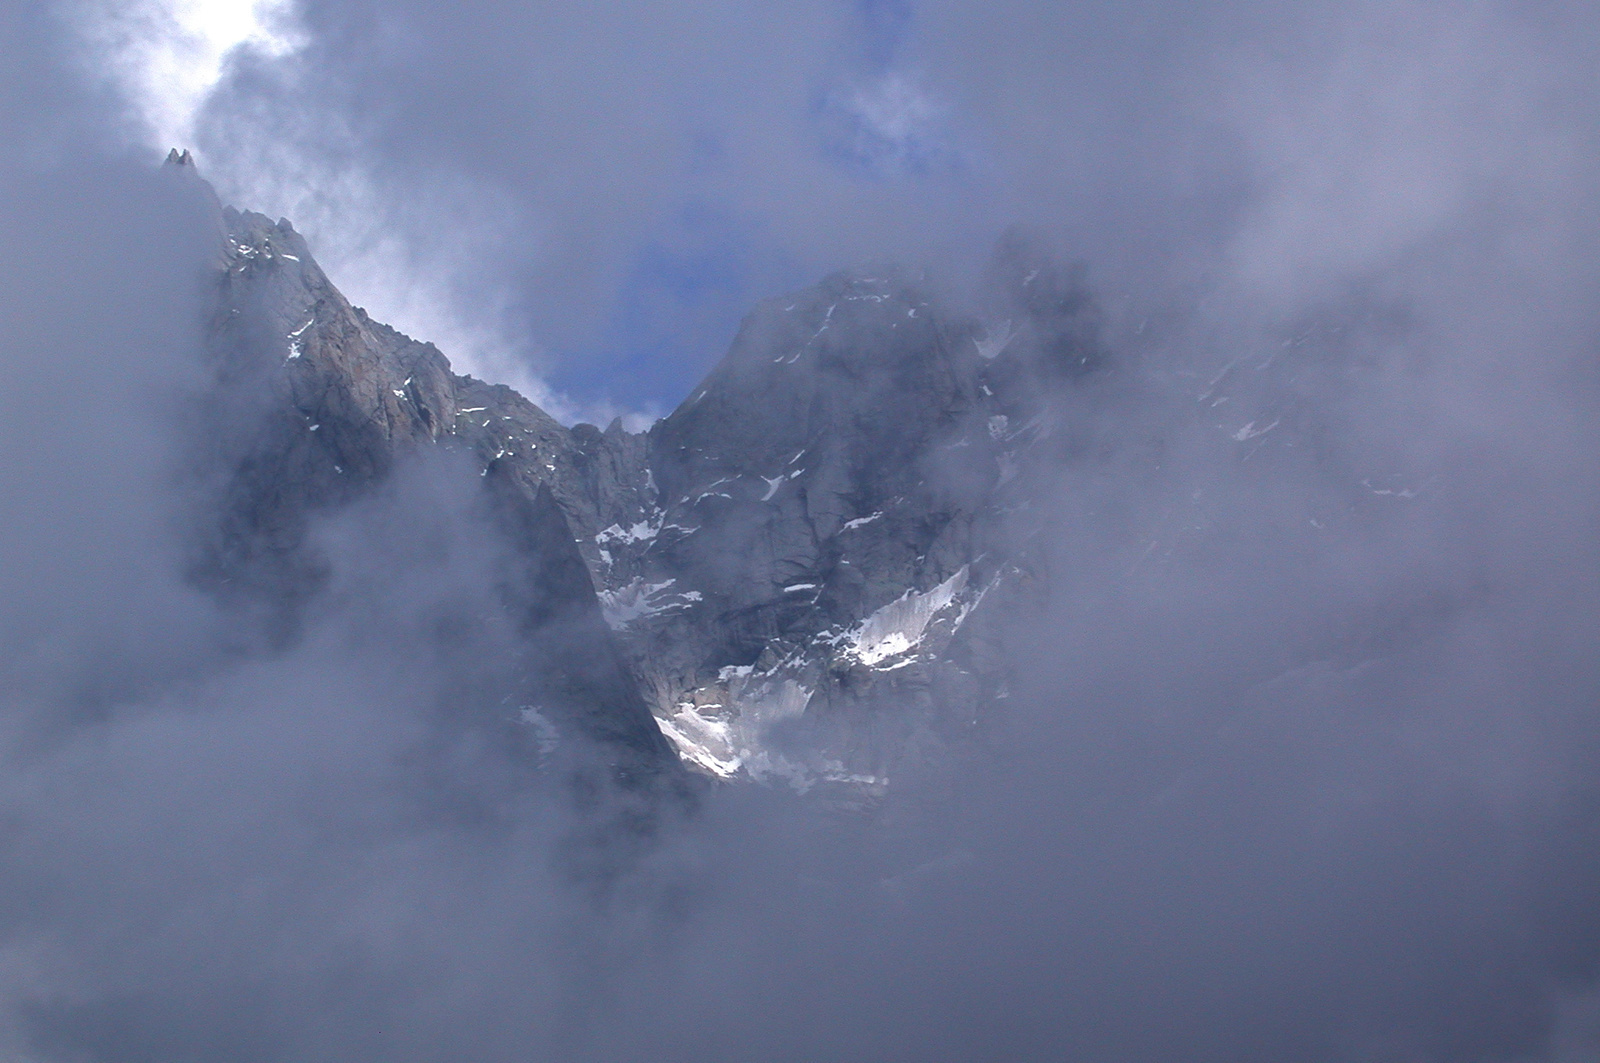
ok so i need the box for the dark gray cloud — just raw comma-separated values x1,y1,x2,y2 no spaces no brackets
2,1,1599,1060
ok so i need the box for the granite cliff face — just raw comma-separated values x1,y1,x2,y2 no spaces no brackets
186,158,1099,791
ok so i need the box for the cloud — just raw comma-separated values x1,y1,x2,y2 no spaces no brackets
74,0,304,151
822,71,955,175
60,0,1600,419
4,1,1600,1059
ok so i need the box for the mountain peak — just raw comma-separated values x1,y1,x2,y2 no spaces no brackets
191,197,1096,792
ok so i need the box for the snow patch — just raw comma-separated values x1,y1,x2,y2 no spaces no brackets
656,713,740,778
1231,418,1280,442
849,566,970,666
596,519,660,546
690,477,736,504
1362,479,1421,499
654,678,815,781
597,578,697,629
975,320,1014,360
842,512,883,531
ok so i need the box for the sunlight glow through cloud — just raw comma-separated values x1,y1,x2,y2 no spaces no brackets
85,0,303,155
76,0,574,420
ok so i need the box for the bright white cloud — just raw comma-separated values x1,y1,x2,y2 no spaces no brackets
81,0,304,154
72,0,575,418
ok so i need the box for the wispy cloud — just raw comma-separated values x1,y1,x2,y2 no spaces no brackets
76,0,304,153
824,71,956,175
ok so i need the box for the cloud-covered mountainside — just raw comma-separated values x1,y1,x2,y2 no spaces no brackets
183,147,1104,793
2,143,1600,1062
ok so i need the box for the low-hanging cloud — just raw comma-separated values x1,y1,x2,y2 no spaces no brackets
4,1,1600,1060
82,0,1590,417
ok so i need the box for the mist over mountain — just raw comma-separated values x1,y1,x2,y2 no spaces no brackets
3,2,1600,1061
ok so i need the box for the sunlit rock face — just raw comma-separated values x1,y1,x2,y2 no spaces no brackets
193,162,1102,792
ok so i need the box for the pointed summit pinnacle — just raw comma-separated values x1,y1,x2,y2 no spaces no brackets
165,148,194,167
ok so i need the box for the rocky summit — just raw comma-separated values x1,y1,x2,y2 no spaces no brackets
184,160,1101,794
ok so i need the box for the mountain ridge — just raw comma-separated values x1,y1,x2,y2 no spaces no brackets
178,156,1100,791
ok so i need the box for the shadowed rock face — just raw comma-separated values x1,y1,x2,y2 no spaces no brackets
193,202,679,789
587,265,1101,790
191,167,1101,793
